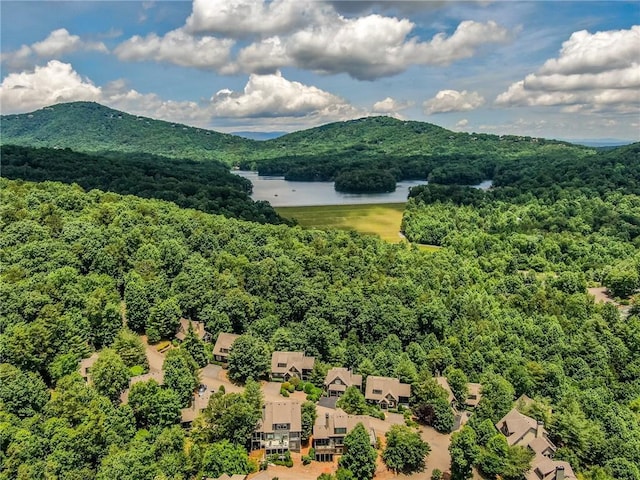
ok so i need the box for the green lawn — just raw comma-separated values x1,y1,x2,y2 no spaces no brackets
276,203,408,243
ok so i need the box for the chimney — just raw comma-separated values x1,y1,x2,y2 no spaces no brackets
325,413,330,428
555,466,565,480
536,420,544,438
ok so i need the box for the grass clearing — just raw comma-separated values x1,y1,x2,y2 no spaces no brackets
276,203,408,243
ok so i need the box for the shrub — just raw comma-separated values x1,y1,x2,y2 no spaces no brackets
431,469,443,480
302,455,312,465
129,365,144,376
282,381,292,391
280,388,290,397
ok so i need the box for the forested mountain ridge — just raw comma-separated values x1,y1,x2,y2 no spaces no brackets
2,102,599,186
1,102,254,164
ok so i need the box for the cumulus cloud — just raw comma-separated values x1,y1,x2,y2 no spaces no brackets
185,0,324,36
372,97,412,113
234,17,510,80
210,71,356,118
496,26,640,113
455,118,469,128
0,60,101,113
423,89,485,114
0,61,362,129
1,28,107,71
114,28,234,70
32,28,107,57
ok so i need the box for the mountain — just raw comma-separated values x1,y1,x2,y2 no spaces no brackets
1,102,254,164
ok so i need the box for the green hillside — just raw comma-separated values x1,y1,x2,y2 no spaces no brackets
1,102,253,164
250,116,597,185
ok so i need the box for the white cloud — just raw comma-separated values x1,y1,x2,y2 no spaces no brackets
455,118,469,128
424,89,485,114
372,97,412,113
114,28,234,70
235,17,510,80
210,71,356,118
1,29,107,72
185,0,324,36
0,60,101,113
496,26,640,113
32,28,107,57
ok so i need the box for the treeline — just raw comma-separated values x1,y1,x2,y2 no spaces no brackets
0,144,289,225
334,169,397,193
1,179,639,479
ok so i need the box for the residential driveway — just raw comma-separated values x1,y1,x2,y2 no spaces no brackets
200,364,242,394
142,335,167,373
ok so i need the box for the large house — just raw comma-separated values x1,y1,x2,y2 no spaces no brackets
312,409,376,461
175,318,210,342
364,376,411,409
213,332,240,363
251,401,302,454
496,408,576,480
180,389,212,426
324,367,363,397
120,371,165,404
270,352,315,382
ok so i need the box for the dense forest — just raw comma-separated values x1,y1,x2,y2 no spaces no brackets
1,177,639,479
0,144,288,225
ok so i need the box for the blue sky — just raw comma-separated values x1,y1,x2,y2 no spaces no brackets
1,1,638,141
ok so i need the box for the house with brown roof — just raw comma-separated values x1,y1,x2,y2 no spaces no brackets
78,352,99,383
270,352,315,382
213,332,240,364
324,367,363,397
465,382,482,408
175,318,210,342
180,389,212,426
251,401,302,454
312,409,377,461
496,408,576,480
434,376,456,405
120,371,165,404
364,375,411,409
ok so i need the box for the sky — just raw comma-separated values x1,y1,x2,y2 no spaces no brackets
1,0,639,141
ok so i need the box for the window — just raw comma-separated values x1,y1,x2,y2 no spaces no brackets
274,423,290,430
220,348,229,353
334,428,347,434
277,363,287,368
334,379,343,385
372,389,382,395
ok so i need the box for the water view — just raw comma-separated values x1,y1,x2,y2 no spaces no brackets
234,171,492,207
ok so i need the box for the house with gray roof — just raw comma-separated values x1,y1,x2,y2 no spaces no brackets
270,352,314,382
213,332,240,363
251,401,302,454
324,367,363,397
364,375,410,409
175,318,210,342
496,408,576,480
312,408,376,461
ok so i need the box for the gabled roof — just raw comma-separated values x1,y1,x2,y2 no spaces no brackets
528,436,556,457
180,390,212,424
256,401,302,433
434,376,456,404
313,408,376,445
120,371,165,404
271,351,315,375
325,367,363,389
466,382,482,407
176,318,208,341
213,332,240,356
496,408,538,445
526,457,577,480
364,375,411,402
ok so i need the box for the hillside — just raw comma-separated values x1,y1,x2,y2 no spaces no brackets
1,102,253,164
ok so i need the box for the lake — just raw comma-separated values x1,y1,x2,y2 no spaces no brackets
233,171,493,207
